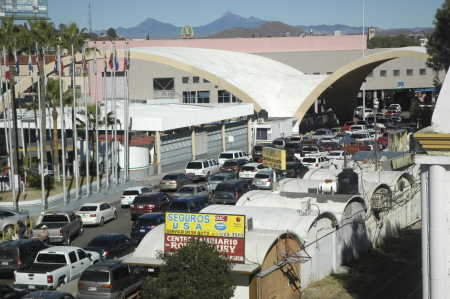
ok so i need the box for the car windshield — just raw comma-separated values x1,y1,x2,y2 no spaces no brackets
255,173,270,179
135,218,159,226
284,143,299,148
177,187,194,193
302,158,317,163
351,134,366,139
186,162,202,169
329,152,341,156
302,147,316,152
79,206,97,212
273,140,284,145
223,161,237,167
169,202,189,211
133,197,153,204
80,270,110,283
162,175,178,180
241,166,255,171
314,131,327,135
215,184,236,192
219,153,234,159
87,238,111,247
210,175,226,181
123,190,140,196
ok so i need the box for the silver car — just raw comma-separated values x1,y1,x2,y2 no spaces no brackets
252,170,274,190
206,173,237,191
0,209,29,234
172,184,211,201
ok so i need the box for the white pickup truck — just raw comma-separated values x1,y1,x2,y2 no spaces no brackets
14,246,100,291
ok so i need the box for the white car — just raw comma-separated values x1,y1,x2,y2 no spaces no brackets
388,104,402,113
239,163,272,179
120,186,152,208
347,125,368,134
301,155,331,169
218,150,252,166
327,150,352,160
359,108,373,119
76,202,117,227
350,132,373,142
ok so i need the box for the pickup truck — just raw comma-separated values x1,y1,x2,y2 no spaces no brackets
30,211,83,246
14,246,100,291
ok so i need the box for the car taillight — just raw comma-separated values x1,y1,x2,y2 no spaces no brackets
17,259,23,267
30,230,33,237
102,284,114,289
235,192,239,197
206,183,210,185
60,228,63,236
13,274,15,282
148,205,155,208
103,251,109,257
267,179,272,182
252,179,255,182
121,196,125,199
315,163,319,167
214,192,216,196
150,225,156,229
240,169,244,172
170,182,177,184
159,182,165,185
252,169,258,172
202,170,205,174
132,224,135,228
291,171,295,174
47,275,53,283
221,167,225,169
90,214,96,217
78,282,85,287
234,166,239,169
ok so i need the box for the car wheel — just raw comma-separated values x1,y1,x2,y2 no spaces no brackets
3,225,14,234
57,279,65,287
113,211,117,220
121,205,125,209
116,290,124,299
114,255,119,259
78,227,84,236
64,234,70,246
99,217,105,227
205,172,211,181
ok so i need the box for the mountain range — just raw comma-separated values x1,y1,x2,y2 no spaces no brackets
94,11,433,40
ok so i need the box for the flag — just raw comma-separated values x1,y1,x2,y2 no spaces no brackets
114,49,119,70
103,49,107,72
28,54,32,76
35,43,40,75
4,48,10,81
126,45,130,71
60,52,64,76
54,53,58,74
123,46,127,72
108,52,113,70
69,52,74,75
14,50,19,76
93,47,97,75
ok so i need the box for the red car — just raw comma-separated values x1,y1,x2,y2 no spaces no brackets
341,121,357,131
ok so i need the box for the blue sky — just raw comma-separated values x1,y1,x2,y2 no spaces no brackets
49,0,443,31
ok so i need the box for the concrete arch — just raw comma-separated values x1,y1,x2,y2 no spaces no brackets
298,47,429,123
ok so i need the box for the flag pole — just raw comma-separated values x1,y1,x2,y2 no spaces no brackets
36,43,46,207
112,43,118,186
57,46,67,204
124,43,129,181
105,42,110,189
94,42,100,193
0,49,12,198
7,49,16,204
71,45,79,200
83,45,90,197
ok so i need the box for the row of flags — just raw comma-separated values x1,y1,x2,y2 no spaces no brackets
2,44,130,81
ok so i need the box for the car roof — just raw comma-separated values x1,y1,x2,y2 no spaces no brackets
125,186,148,191
91,233,126,241
39,246,87,253
178,184,200,188
83,259,124,271
22,291,74,299
81,202,104,207
136,192,164,197
257,170,273,174
0,239,43,247
243,163,262,167
137,213,165,219
218,179,248,184
220,150,243,153
171,196,205,202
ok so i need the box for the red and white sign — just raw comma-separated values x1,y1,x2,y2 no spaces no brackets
164,234,245,263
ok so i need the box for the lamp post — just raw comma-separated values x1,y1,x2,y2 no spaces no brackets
362,0,366,120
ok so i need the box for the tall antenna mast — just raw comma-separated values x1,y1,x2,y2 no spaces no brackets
88,2,92,36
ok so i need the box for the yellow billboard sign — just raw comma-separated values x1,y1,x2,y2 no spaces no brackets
262,147,286,170
165,213,246,237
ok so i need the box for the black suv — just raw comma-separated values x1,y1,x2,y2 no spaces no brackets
0,239,47,276
220,159,248,176
276,162,309,179
252,144,273,162
284,143,303,157
213,179,256,205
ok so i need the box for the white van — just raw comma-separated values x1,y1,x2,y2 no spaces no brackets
218,150,252,166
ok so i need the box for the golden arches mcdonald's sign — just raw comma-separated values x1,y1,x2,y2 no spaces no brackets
181,26,195,39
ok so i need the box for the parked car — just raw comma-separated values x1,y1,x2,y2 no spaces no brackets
84,234,138,261
386,108,399,117
76,202,117,227
218,150,252,166
252,170,275,190
275,162,309,179
302,146,327,157
356,120,368,126
327,150,352,160
350,132,373,142
172,184,211,201
359,108,373,119
0,284,28,299
288,136,309,143
252,144,272,162
130,192,172,220
347,125,368,133
321,142,342,153
0,239,48,276
388,103,402,113
213,179,256,204
185,159,220,181
272,138,290,149
354,106,364,117
331,127,344,135
130,213,165,242
311,128,335,140
239,163,271,179
30,211,83,246
167,196,209,213
0,209,30,235
14,246,100,291
219,159,248,176
346,140,373,154
77,259,144,299
284,143,304,156
120,186,151,208
301,155,331,169
206,173,237,192
158,173,193,191
22,291,76,299
341,121,357,131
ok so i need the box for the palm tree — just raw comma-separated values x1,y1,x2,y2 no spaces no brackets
76,104,105,158
28,18,57,170
46,78,73,181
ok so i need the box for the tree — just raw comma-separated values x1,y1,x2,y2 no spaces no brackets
146,33,150,40
142,239,236,299
46,78,73,181
367,35,420,49
106,28,118,40
76,104,106,162
426,0,450,71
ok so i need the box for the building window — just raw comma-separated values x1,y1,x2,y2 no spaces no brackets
193,76,200,83
203,79,210,83
183,91,196,103
197,91,210,103
393,70,400,76
380,70,387,77
420,69,426,76
182,77,190,84
327,72,333,75
313,72,320,75
218,90,240,103
367,71,373,77
256,128,268,140
406,69,413,76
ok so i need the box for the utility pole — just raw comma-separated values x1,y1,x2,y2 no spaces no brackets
88,2,92,36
